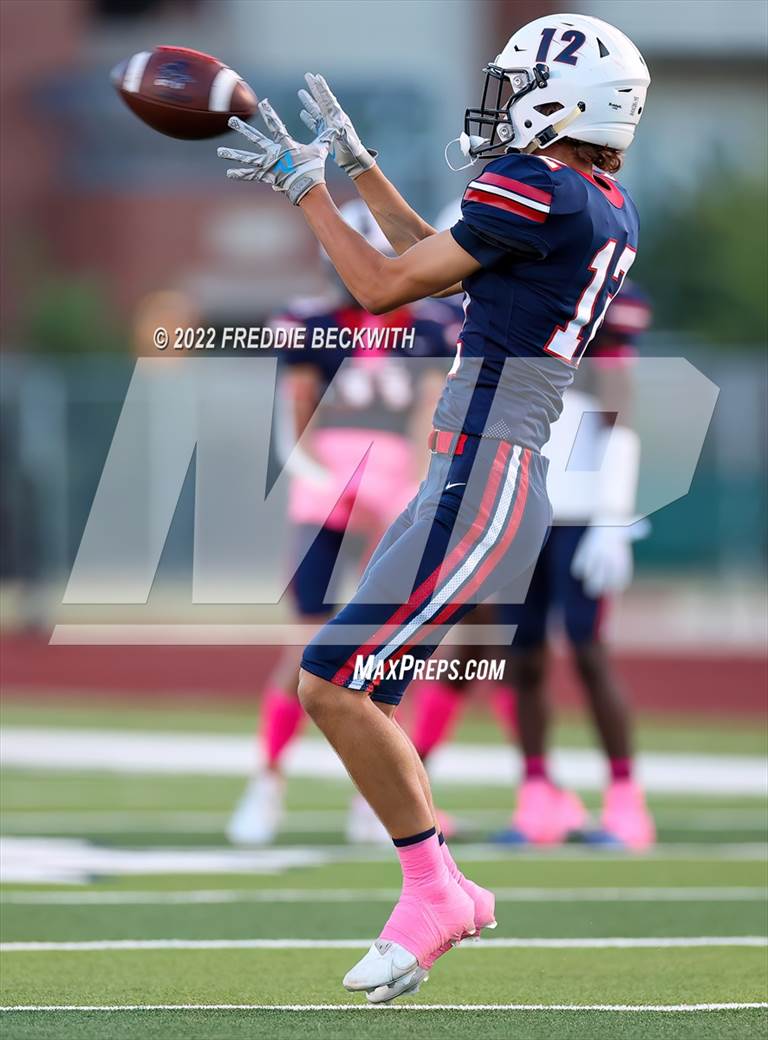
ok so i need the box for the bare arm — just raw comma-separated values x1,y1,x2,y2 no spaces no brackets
279,364,333,486
297,74,435,256
353,166,436,254
299,185,481,314
590,355,640,525
353,168,465,298
296,74,465,297
284,365,322,439
409,369,447,480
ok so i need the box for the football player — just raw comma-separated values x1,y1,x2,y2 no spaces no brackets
227,199,458,846
218,12,649,1001
408,280,656,851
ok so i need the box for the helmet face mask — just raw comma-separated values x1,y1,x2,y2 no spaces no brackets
463,62,552,159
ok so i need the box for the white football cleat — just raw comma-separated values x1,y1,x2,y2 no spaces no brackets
366,966,429,1003
365,918,487,1004
343,939,418,991
345,794,391,845
226,772,284,846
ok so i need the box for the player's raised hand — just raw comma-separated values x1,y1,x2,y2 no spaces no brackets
299,73,377,180
218,98,332,205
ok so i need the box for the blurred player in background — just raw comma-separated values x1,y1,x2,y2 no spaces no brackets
228,199,458,845
497,279,655,850
409,278,655,851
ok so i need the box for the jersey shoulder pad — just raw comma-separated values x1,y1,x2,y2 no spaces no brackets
463,152,556,227
528,154,589,215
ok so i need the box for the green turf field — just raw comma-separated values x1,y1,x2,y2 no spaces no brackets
1,698,766,1038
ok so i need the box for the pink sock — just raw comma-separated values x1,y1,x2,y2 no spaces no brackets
261,685,304,769
440,836,465,884
393,830,449,890
410,681,464,759
438,835,496,938
489,683,517,737
524,755,548,780
610,757,632,781
381,830,460,954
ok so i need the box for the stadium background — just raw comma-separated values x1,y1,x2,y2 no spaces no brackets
1,0,765,703
0,1,766,1037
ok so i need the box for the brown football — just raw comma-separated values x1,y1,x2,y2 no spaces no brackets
111,46,257,140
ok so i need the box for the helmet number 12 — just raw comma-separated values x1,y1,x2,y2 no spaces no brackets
544,240,636,364
535,28,586,66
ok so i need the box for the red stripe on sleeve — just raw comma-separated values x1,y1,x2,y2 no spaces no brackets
464,187,548,224
477,171,552,205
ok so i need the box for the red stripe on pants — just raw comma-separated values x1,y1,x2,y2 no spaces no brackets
375,449,532,678
332,441,512,686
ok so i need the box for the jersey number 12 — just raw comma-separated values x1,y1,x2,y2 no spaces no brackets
544,239,636,364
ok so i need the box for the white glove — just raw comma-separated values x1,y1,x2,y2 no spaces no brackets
218,99,332,205
571,525,634,598
298,73,377,180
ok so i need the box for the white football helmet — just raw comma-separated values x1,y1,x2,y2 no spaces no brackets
457,13,649,163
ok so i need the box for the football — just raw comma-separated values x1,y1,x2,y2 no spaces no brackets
111,45,257,140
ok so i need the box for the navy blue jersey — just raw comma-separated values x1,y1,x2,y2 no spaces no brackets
435,152,640,450
277,297,457,434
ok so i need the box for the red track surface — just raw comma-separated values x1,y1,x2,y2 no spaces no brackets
1,634,765,716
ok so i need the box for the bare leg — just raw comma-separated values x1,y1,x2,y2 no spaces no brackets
572,640,654,849
268,648,303,703
502,643,588,843
572,641,632,761
299,674,492,993
373,699,440,830
298,669,434,839
227,646,308,846
507,644,550,759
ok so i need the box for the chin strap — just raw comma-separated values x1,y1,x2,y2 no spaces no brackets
522,102,586,153
444,134,484,171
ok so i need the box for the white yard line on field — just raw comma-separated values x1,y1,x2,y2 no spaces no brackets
2,807,767,834
3,727,766,795
5,834,768,886
1,1002,767,1013
2,937,766,953
2,835,767,884
2,886,765,905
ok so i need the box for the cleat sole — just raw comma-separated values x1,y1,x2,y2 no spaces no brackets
366,968,429,1004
